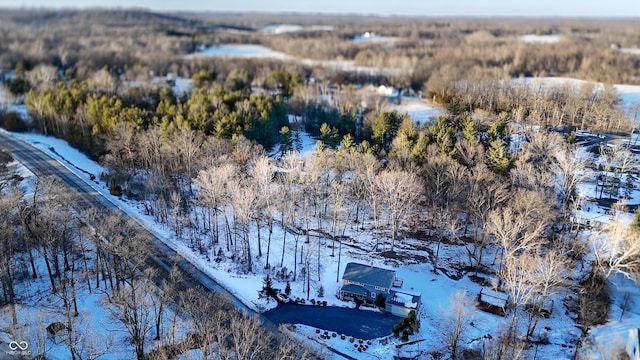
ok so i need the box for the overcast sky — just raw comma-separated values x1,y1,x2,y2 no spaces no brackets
1,0,639,17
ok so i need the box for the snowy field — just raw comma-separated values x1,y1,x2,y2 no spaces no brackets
352,32,397,44
259,24,334,34
187,44,293,60
517,34,562,44
391,101,446,126
187,44,402,76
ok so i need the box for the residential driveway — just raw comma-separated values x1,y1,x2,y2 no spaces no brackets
263,302,401,340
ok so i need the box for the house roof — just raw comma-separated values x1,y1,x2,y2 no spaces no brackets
479,288,509,308
341,284,369,296
342,262,396,289
388,290,421,309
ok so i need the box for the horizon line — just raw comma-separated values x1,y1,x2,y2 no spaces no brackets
1,6,639,19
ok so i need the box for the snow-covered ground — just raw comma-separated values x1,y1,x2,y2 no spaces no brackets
0,86,28,118
187,44,293,60
0,127,608,360
513,77,640,118
259,24,334,34
620,48,640,56
518,34,562,44
0,147,189,360
4,74,640,359
391,100,446,126
187,44,402,76
352,32,397,44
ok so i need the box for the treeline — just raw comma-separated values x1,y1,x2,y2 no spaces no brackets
0,174,318,359
3,10,640,96
442,79,631,133
21,68,288,157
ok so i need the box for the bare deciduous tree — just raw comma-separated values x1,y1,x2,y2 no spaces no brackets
442,290,475,359
375,169,423,252
594,213,640,282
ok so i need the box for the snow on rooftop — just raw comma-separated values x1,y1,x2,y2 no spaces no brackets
391,291,419,309
478,288,508,307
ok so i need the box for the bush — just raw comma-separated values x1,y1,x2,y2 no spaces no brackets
401,330,409,342
315,329,320,334
317,285,324,298
375,293,386,308
322,300,327,307
1,111,27,132
310,299,316,305
284,281,291,296
260,275,277,301
392,310,418,337
589,145,601,154
109,182,123,196
349,337,355,343
341,335,346,340
332,332,337,338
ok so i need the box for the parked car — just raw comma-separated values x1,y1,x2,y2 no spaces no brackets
276,291,290,303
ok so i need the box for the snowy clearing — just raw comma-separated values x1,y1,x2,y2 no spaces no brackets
517,34,562,44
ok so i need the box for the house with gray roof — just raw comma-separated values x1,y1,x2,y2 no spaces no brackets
337,262,420,317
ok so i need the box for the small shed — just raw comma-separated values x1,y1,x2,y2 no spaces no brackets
476,288,509,317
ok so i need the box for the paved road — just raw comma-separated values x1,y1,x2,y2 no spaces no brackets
264,302,401,340
0,131,277,329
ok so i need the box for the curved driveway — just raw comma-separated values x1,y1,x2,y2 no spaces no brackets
264,302,401,340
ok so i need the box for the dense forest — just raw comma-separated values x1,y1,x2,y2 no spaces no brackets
1,9,640,360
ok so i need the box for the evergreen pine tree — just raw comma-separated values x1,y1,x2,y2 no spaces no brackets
320,123,340,148
293,130,303,152
485,139,513,176
460,113,478,142
633,208,640,229
340,133,355,152
487,112,511,144
261,275,277,301
279,126,293,157
372,110,403,153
